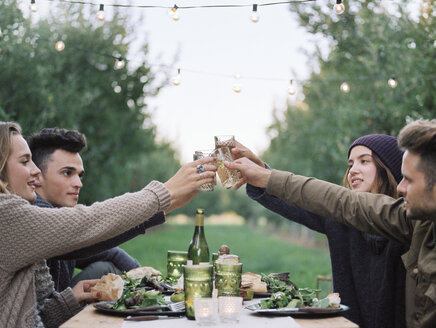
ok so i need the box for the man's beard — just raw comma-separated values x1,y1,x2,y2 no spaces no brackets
406,207,436,222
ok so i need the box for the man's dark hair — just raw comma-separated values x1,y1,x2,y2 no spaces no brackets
398,119,436,190
28,128,87,173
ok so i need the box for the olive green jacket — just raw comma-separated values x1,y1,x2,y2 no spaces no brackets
267,170,436,328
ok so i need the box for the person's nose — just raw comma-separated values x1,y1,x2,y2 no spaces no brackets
397,178,406,196
349,163,359,175
30,161,41,177
73,175,83,189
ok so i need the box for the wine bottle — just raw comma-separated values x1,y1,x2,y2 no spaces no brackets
187,209,210,265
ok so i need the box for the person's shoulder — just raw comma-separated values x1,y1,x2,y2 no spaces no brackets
31,193,54,208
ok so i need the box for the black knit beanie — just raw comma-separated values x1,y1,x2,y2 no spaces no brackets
348,134,404,183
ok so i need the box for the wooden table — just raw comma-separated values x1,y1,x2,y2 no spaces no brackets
61,303,358,328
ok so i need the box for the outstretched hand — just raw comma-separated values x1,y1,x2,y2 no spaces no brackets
231,140,265,168
72,279,101,303
164,157,217,212
224,157,271,190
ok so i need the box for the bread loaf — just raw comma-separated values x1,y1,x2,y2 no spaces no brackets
91,273,124,301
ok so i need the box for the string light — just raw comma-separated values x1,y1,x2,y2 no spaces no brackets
169,5,180,21
388,75,398,88
232,73,242,93
250,4,260,23
96,4,105,21
334,0,345,14
288,80,296,95
340,81,350,93
114,57,125,69
55,40,65,51
29,0,37,12
171,68,182,86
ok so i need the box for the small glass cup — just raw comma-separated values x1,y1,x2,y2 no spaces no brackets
214,135,235,151
209,147,240,189
167,250,188,282
193,150,215,192
184,264,213,320
194,298,218,326
218,296,243,323
215,263,243,297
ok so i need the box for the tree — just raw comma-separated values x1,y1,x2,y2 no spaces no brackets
0,2,179,203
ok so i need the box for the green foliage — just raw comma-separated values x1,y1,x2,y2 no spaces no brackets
119,224,331,289
0,2,178,203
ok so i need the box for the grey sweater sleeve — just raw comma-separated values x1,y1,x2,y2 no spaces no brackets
39,288,82,328
0,180,171,272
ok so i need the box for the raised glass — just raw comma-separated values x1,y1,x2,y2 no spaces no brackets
209,147,240,189
193,150,215,192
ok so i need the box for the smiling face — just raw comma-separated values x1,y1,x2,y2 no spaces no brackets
347,145,378,193
5,135,41,201
397,150,436,221
36,149,84,207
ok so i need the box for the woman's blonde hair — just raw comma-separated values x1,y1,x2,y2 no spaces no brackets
0,122,22,194
342,152,399,198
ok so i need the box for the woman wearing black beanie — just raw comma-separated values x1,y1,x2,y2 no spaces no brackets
236,135,407,328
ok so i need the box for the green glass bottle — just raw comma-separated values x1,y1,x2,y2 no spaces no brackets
187,209,210,265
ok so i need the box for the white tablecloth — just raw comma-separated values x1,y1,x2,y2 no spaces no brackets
122,300,301,328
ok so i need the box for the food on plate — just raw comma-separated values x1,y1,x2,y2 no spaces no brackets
126,266,164,291
91,273,124,301
170,291,185,302
241,272,268,293
127,266,162,280
259,274,341,310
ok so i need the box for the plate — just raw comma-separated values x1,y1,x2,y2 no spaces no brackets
245,303,349,318
93,301,185,317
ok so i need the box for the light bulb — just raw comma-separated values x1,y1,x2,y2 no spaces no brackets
171,68,181,86
288,80,296,95
340,81,350,93
29,0,37,12
334,0,345,14
55,41,65,51
96,4,105,21
114,58,125,69
169,5,180,21
232,73,241,93
250,4,260,23
388,76,398,88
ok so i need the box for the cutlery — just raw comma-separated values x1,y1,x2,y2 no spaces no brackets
125,315,183,321
123,301,185,313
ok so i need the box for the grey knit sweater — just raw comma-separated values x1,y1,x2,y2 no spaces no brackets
0,181,171,328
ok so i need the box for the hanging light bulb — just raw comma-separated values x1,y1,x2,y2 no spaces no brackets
334,0,345,14
288,80,296,95
168,5,180,21
232,74,242,93
114,57,125,69
55,41,65,51
96,4,105,21
29,0,37,12
340,81,350,93
171,68,181,86
388,75,398,88
250,4,260,23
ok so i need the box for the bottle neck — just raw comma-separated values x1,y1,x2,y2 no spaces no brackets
195,213,204,227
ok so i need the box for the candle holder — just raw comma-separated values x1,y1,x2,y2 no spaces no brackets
184,264,213,320
215,262,242,297
167,250,188,282
218,296,243,323
194,298,218,326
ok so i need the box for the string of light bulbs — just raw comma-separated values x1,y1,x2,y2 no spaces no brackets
28,0,345,22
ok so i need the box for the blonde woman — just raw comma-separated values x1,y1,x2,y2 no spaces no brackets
0,122,216,328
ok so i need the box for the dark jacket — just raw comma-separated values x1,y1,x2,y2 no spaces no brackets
267,170,436,328
31,193,165,291
247,184,407,328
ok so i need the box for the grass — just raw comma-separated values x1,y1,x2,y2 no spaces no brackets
119,223,332,289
